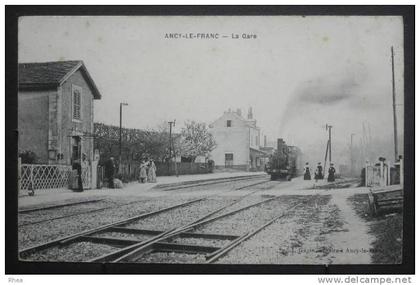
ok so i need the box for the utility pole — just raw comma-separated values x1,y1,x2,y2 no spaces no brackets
350,133,355,176
391,46,398,162
323,124,333,172
168,120,176,175
119,102,128,173
326,124,333,164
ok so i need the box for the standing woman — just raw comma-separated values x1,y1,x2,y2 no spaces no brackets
139,160,147,183
303,162,311,180
327,163,336,182
148,159,157,183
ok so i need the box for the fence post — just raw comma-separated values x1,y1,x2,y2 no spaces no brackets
365,161,369,187
379,160,384,187
400,157,404,187
18,157,21,191
30,164,34,190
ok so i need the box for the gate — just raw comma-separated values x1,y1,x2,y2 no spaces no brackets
20,164,73,190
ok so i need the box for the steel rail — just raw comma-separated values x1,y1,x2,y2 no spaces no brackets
18,198,105,214
88,196,246,262
111,196,279,262
18,199,150,227
19,198,204,257
161,175,268,191
235,179,273,190
89,178,276,262
21,177,276,262
109,227,239,240
205,202,303,263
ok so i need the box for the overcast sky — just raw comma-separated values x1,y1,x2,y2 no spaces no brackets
19,16,404,164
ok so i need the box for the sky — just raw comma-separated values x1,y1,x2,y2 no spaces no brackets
18,16,404,165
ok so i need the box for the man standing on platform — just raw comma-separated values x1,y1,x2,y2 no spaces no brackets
105,157,115,188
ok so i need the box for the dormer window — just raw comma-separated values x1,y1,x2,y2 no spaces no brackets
226,120,232,127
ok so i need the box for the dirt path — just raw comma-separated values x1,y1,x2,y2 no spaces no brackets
325,190,373,264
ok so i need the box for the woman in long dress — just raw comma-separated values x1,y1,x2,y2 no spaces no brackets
139,161,147,183
147,159,157,183
303,162,311,180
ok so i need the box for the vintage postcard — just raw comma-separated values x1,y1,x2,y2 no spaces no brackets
9,9,413,273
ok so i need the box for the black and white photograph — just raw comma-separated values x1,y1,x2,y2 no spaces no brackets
5,6,414,274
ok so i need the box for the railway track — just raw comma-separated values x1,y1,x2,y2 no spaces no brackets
21,178,323,263
18,176,270,227
19,178,276,260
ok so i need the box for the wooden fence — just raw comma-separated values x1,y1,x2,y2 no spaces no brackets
117,161,212,182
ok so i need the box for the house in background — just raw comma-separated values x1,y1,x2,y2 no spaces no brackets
209,107,267,171
18,60,102,165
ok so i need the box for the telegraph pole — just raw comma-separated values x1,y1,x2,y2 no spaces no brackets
323,124,333,172
168,120,176,175
391,46,398,162
326,124,333,164
350,133,355,176
119,102,128,173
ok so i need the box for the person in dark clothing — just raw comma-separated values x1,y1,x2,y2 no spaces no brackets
327,163,336,182
72,161,83,192
105,157,115,188
303,162,311,180
315,162,324,182
360,167,366,187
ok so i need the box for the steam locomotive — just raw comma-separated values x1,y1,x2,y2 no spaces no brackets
265,138,303,181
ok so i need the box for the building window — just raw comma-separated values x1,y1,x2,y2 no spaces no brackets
72,85,82,121
225,153,233,168
256,136,258,146
226,120,232,127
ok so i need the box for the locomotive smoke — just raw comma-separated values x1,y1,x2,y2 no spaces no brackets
278,73,363,134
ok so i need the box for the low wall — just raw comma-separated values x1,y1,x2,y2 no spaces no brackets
214,164,249,172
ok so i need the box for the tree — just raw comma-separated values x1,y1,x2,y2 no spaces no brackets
94,122,171,164
19,150,38,164
178,121,216,162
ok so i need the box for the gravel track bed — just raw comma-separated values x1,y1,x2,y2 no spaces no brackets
217,195,334,264
193,199,289,236
216,195,268,215
125,198,234,231
18,197,108,212
21,242,117,262
18,197,194,249
93,231,153,242
18,200,120,225
168,178,270,195
165,236,229,248
133,251,207,264
195,195,310,236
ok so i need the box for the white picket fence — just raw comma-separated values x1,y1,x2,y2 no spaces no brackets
19,164,91,191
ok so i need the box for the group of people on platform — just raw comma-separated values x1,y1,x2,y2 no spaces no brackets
303,162,336,182
138,159,157,183
104,157,158,188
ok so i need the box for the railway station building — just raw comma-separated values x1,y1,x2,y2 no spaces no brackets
209,108,267,171
18,60,102,165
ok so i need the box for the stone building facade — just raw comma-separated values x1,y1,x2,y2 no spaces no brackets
209,108,267,171
18,61,102,165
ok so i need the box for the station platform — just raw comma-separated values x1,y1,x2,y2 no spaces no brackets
18,171,267,208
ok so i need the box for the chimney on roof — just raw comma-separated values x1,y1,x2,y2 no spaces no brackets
236,108,242,117
247,107,253,120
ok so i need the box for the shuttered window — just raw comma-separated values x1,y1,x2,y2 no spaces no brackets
72,85,82,121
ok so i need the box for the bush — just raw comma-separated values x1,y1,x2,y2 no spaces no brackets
19,150,38,164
